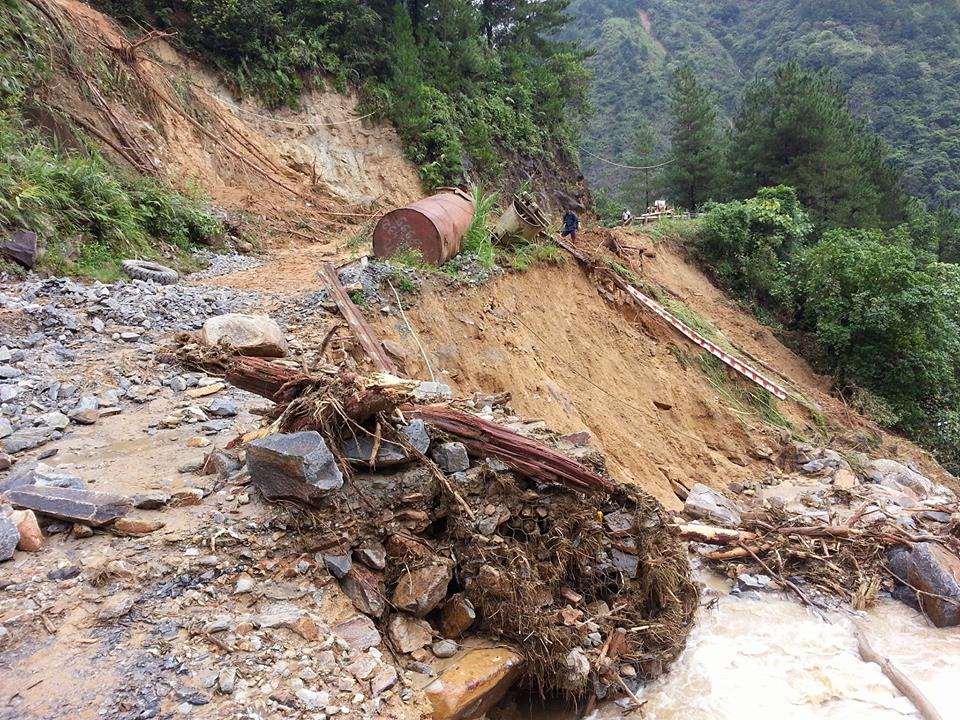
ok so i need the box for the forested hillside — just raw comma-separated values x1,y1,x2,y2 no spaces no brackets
92,0,589,191
569,0,960,208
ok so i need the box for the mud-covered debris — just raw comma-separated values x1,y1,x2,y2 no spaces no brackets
201,313,288,357
7,485,132,526
425,647,524,720
246,431,343,503
683,483,742,527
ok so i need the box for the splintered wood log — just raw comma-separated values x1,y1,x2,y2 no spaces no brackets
320,262,398,375
225,357,310,401
405,404,618,494
675,524,757,545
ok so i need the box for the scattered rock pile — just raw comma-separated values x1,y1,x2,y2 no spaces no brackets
679,438,960,626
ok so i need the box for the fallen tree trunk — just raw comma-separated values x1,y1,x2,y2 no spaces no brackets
225,357,311,401
320,262,398,375
855,625,944,720
405,404,617,494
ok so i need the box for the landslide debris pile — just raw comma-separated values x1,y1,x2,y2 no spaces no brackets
676,444,960,627
172,339,699,703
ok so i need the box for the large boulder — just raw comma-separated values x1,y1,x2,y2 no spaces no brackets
5,486,132,526
865,459,934,497
907,543,960,627
425,647,524,720
683,483,742,527
246,431,343,505
200,314,288,357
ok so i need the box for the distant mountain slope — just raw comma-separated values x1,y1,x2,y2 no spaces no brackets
568,0,960,207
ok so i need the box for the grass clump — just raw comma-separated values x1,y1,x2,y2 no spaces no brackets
699,354,791,429
0,112,222,281
462,187,498,269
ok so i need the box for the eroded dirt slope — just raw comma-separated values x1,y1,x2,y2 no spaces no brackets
37,0,422,247
371,229,954,504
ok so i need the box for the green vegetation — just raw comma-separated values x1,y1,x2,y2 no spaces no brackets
664,65,723,210
462,188,499,269
91,0,589,188
568,0,960,209
0,0,222,280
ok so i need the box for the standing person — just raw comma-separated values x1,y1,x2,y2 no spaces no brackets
561,207,580,242
622,208,633,226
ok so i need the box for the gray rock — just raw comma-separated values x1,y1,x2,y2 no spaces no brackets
342,419,431,467
0,418,11,439
34,464,85,490
207,398,238,418
246,431,343,505
39,411,69,430
75,396,99,410
91,317,105,334
907,542,960,627
1,230,39,268
132,493,170,510
611,549,639,578
432,639,458,658
0,366,22,380
431,442,470,473
5,485,131,526
206,450,241,479
0,515,19,561
2,429,51,454
169,376,187,393
866,459,934,497
412,381,453,402
735,573,772,592
683,483,742,527
355,544,387,570
324,554,353,579
0,385,18,402
201,314,287,357
217,668,236,695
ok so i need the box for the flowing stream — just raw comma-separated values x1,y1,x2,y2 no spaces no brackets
499,581,960,720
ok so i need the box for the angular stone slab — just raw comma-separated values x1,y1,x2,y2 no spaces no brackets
1,230,39,269
341,420,430,468
246,431,343,505
6,485,132,526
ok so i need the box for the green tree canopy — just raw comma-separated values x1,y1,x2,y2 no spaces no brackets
665,64,724,210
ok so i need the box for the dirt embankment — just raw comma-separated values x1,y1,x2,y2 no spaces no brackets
372,229,954,505
32,0,422,249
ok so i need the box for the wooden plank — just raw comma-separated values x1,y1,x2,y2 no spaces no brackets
320,262,398,375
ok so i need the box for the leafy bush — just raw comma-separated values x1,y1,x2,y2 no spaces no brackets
799,229,960,470
696,185,812,312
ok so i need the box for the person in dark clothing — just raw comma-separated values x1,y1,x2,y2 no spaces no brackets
561,208,580,241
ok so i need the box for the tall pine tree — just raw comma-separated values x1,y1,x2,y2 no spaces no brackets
729,63,906,229
665,65,724,210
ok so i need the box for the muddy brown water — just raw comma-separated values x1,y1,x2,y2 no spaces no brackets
499,584,960,720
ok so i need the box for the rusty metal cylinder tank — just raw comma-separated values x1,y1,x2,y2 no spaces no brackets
373,188,475,265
